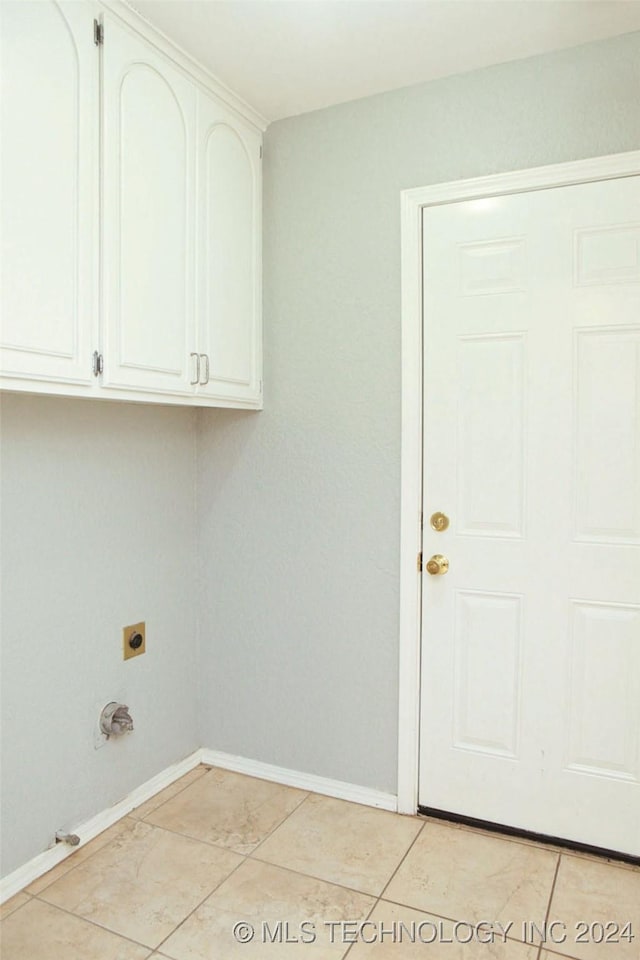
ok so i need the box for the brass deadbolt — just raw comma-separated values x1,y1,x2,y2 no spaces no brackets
430,512,450,532
426,554,449,576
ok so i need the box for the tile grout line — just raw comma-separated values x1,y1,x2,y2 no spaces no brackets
20,793,552,932
248,851,384,900
24,781,314,934
377,819,426,902
30,834,247,956
333,824,429,960
337,818,487,960
177,838,573,956
146,771,309,859
155,793,424,956
153,852,250,955
535,854,580,960
140,781,313,954
340,892,382,959
24,819,133,897
133,766,214,822
246,788,311,856
152,790,398,956
29,893,156,952
130,816,245,853
352,890,551,951
544,854,562,926
249,798,428,903
365,821,562,952
101,781,309,861
538,944,583,960
32,854,251,959
377,893,548,949
0,892,33,922
23,767,214,898
35,855,570,960
31,846,250,956
27,775,266,956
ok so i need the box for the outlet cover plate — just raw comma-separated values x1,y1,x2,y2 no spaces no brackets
123,621,146,661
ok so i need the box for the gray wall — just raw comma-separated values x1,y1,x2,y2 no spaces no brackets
0,395,198,875
197,32,640,793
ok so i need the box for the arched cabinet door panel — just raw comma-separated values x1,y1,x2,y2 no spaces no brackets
196,90,262,405
101,13,196,396
0,0,99,386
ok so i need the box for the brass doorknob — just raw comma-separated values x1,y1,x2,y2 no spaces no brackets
426,554,449,576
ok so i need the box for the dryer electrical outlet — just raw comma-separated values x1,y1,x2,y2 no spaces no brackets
123,622,146,660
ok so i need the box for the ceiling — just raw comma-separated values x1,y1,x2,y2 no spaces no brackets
129,0,640,122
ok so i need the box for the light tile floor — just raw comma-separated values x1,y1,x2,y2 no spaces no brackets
2,765,639,960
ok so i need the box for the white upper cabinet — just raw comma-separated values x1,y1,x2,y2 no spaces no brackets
101,13,196,398
0,0,99,388
1,1,263,408
195,90,262,404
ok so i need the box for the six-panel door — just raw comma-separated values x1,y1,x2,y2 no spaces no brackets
100,13,196,397
419,176,640,856
0,0,99,387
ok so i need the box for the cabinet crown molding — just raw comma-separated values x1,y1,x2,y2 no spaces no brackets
100,0,269,132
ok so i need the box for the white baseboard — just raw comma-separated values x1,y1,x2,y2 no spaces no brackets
201,749,398,813
1,747,398,904
0,749,203,904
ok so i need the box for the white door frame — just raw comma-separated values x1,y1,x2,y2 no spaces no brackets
398,149,640,816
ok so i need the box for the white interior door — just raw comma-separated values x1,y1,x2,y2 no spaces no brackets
419,175,640,857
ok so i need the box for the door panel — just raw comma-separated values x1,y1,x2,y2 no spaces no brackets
101,14,195,395
0,0,98,384
453,589,523,758
565,600,640,781
419,176,640,856
574,329,640,543
457,334,525,537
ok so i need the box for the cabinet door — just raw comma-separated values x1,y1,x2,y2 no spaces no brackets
196,90,262,405
101,14,196,396
0,0,98,387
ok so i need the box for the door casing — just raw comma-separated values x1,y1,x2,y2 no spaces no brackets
398,150,640,816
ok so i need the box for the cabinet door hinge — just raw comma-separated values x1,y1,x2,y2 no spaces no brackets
92,351,104,377
94,19,104,46
417,551,423,573
259,145,263,159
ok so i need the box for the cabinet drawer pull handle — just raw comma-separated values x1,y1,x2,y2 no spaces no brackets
200,353,210,385
190,352,200,385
